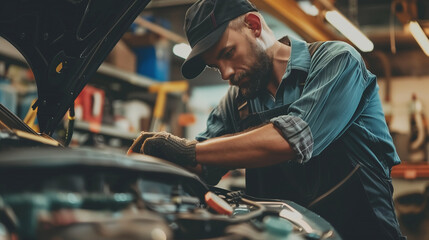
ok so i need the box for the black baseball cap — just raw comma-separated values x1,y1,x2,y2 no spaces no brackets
181,0,257,79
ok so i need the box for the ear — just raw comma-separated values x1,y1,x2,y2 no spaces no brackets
244,13,262,37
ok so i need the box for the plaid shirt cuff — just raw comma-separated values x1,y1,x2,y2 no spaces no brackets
270,115,313,163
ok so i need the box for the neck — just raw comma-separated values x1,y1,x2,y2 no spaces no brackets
265,41,291,96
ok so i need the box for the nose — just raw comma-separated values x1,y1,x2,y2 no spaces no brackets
219,64,234,81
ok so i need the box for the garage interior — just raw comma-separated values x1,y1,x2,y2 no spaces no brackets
1,0,429,239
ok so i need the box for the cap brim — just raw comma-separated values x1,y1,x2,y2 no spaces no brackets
181,22,229,79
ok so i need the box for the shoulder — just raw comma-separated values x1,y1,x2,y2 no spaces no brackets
310,41,366,72
313,41,362,64
308,41,373,83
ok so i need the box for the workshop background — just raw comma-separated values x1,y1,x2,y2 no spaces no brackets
1,0,429,239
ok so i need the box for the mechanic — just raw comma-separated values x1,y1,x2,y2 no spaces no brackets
128,0,405,239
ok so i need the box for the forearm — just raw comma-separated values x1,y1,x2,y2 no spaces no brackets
195,123,296,168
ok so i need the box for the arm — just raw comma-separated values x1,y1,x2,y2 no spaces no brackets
137,86,312,172
196,123,296,168
195,43,371,168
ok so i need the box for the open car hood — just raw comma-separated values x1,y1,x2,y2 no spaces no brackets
0,0,151,135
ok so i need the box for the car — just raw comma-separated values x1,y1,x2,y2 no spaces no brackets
0,0,341,239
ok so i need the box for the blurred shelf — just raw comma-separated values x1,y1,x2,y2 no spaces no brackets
97,63,158,88
392,163,429,179
74,120,138,140
0,38,158,88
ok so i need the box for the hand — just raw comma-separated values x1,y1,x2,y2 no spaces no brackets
127,131,158,155
142,132,198,167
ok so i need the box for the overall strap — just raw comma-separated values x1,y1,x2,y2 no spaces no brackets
239,103,291,131
308,41,324,56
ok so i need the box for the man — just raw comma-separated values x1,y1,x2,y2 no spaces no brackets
128,0,405,239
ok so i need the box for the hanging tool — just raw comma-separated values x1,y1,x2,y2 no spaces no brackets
148,80,188,132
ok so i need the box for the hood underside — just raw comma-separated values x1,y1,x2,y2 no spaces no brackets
0,0,151,135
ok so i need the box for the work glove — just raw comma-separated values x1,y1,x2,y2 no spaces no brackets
131,131,198,167
127,131,158,155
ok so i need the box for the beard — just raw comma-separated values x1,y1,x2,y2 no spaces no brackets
230,37,273,100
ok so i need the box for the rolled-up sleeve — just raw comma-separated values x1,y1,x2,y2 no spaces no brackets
270,115,313,163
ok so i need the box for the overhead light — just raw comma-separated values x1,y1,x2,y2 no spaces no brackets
298,1,319,16
409,21,429,56
318,0,373,52
173,43,191,59
325,10,374,52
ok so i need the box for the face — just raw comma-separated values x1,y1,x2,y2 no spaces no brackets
202,28,273,99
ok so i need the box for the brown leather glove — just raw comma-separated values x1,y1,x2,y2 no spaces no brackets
138,132,198,167
127,131,157,155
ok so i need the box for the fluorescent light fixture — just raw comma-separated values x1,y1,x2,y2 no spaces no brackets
409,21,429,56
325,10,374,52
173,43,191,59
298,1,319,16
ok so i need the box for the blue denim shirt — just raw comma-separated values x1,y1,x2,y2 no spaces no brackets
196,36,400,178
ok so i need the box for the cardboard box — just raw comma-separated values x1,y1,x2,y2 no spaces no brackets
106,40,136,73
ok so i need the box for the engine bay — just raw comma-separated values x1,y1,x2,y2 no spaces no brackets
0,147,341,240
